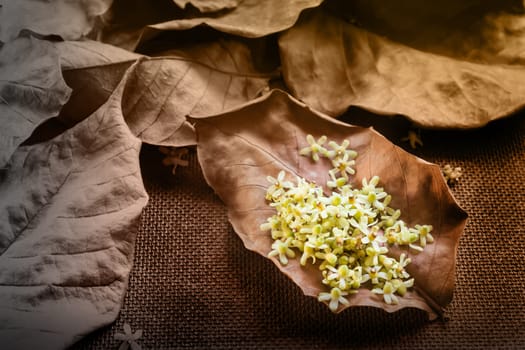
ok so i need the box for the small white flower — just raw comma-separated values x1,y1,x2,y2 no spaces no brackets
325,139,357,160
159,146,189,174
402,129,423,149
318,287,350,312
115,323,142,350
330,152,356,179
266,170,293,200
299,134,328,162
442,164,462,185
268,237,296,265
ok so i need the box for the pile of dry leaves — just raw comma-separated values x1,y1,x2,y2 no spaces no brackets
2,0,524,348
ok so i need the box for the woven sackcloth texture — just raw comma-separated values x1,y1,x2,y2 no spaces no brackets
72,112,525,350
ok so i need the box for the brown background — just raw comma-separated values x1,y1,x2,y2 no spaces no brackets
73,110,525,349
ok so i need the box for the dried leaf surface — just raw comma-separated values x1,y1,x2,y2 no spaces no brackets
341,0,525,64
57,40,142,127
93,0,186,51
0,66,149,349
279,10,525,128
0,0,113,42
148,37,276,118
56,40,141,70
57,37,273,147
173,0,241,13
146,0,324,38
194,90,467,319
0,36,71,168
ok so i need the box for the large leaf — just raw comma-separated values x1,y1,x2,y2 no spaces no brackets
0,0,113,42
147,0,324,38
279,9,525,128
96,0,323,51
338,0,525,64
173,0,241,13
56,40,141,128
194,90,467,319
57,38,274,147
0,62,148,349
93,0,186,51
0,36,71,168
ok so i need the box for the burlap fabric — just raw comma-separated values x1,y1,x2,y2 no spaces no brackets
72,112,525,349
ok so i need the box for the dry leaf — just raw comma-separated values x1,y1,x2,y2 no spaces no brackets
0,65,148,349
56,40,141,70
194,90,467,319
93,0,186,51
0,36,71,168
0,0,113,42
56,40,142,127
117,53,272,146
339,0,525,64
279,9,525,128
147,0,323,38
57,37,274,147
173,0,241,13
147,37,277,118
96,0,322,51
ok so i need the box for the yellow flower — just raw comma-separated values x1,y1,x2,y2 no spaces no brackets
262,135,434,310
268,237,296,265
299,134,328,162
330,152,356,178
372,281,399,304
365,241,389,266
318,287,350,312
159,146,189,175
414,224,434,247
326,139,358,160
265,170,293,200
402,129,423,149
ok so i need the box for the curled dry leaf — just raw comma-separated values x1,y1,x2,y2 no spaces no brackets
279,9,525,128
194,90,467,319
173,0,241,13
94,0,185,51
142,0,324,40
56,40,142,128
0,36,71,168
0,64,148,349
0,0,113,42
96,0,322,50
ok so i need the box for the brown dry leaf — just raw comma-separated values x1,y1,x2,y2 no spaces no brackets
279,9,525,128
339,0,525,64
0,0,113,42
56,40,141,128
93,0,186,51
194,90,467,319
140,0,324,44
173,0,241,13
0,36,71,168
96,0,323,51
0,62,148,349
147,37,278,118
58,38,274,147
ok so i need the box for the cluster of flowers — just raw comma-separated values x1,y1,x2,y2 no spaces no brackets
260,135,434,312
